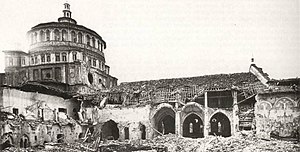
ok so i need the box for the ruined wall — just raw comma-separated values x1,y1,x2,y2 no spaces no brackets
51,123,82,143
255,92,300,138
1,87,79,120
84,105,151,141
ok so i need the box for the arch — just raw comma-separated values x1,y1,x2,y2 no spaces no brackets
62,30,68,41
257,101,272,111
182,102,205,115
71,31,76,42
40,30,45,42
92,37,95,47
124,127,129,140
72,51,77,61
102,120,119,140
19,134,30,148
274,97,295,110
210,112,231,137
140,123,146,139
152,106,175,135
183,113,204,138
54,29,60,41
86,35,91,46
97,40,101,50
151,103,175,119
78,32,83,43
46,30,50,41
88,72,93,84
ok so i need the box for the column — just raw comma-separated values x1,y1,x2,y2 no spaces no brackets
204,91,209,137
37,30,41,42
232,90,239,135
50,30,54,41
175,110,181,136
175,91,181,136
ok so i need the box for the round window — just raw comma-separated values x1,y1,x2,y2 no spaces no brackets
88,73,93,84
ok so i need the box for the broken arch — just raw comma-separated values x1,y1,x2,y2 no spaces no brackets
152,107,175,135
183,113,204,138
210,112,231,137
102,120,119,140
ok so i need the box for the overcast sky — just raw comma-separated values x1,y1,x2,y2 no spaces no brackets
0,0,299,83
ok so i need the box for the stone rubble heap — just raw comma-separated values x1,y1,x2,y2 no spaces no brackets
3,133,300,152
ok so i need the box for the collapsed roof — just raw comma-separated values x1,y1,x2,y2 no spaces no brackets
110,72,266,94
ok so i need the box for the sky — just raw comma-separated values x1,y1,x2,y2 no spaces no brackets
0,0,299,83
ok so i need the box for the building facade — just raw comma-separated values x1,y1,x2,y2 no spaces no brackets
1,2,117,149
3,3,117,96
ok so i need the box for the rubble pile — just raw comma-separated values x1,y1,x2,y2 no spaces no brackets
2,133,300,151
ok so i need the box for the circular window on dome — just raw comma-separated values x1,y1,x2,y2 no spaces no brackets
88,73,93,84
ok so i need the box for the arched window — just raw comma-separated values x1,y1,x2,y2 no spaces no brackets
54,29,60,41
34,56,38,64
92,59,96,67
86,35,90,46
40,31,45,41
46,30,50,41
46,54,51,62
31,56,34,64
55,53,60,62
72,52,77,61
92,37,95,47
41,54,45,63
78,32,83,43
62,30,67,41
71,31,76,42
62,53,67,61
189,123,193,133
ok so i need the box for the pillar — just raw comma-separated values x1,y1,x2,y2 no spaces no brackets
175,110,181,136
50,30,54,41
204,91,209,137
232,90,239,135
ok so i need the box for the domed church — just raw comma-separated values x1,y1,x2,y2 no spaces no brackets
4,2,117,97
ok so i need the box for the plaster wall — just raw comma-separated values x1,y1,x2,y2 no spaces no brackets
255,92,300,138
1,88,79,121
84,105,151,141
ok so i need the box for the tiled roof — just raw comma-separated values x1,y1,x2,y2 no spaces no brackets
110,72,265,93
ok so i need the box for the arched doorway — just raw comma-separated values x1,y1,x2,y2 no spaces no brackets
140,124,146,139
102,120,119,140
183,114,204,138
20,134,30,148
158,115,175,134
210,112,231,137
153,107,175,135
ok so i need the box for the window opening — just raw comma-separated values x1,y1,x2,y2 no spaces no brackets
55,53,60,62
13,108,19,115
72,52,77,61
62,53,67,61
88,73,93,84
46,54,51,62
124,127,129,140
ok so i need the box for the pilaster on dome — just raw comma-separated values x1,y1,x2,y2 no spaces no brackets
58,2,77,24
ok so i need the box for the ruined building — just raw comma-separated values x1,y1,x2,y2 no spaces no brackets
1,2,299,150
0,3,117,149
